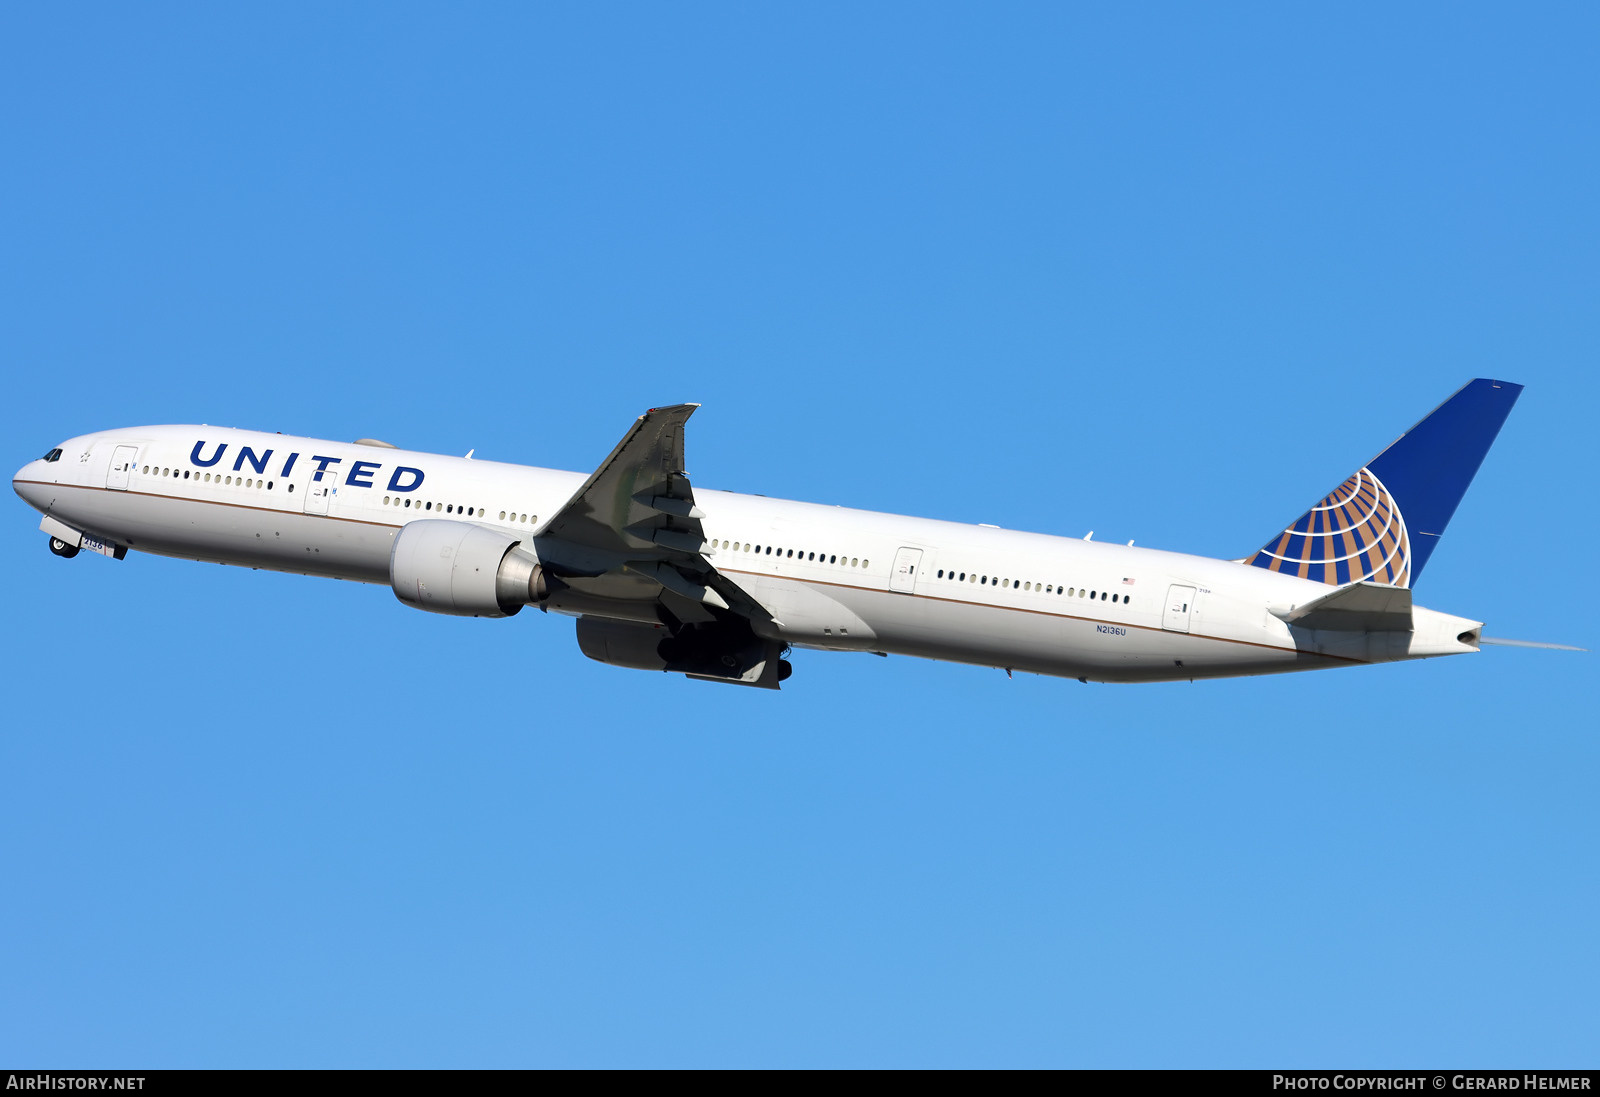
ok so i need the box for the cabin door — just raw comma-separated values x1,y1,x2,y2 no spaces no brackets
1162,584,1196,633
304,476,334,516
106,446,138,491
889,547,923,594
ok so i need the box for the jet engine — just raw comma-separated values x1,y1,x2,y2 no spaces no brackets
389,519,547,618
575,616,792,688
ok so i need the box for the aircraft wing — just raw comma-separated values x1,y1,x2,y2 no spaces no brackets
1276,581,1414,632
534,404,772,623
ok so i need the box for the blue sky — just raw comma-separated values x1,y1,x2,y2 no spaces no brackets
3,2,1595,1067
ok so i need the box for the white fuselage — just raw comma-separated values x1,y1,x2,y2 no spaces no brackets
13,425,1483,683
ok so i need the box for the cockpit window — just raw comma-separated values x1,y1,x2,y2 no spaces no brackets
41,448,63,463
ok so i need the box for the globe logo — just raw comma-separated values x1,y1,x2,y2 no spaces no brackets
1247,467,1411,587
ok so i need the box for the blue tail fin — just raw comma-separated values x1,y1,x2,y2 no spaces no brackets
1246,378,1523,587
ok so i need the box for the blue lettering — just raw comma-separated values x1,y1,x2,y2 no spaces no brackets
347,460,381,489
280,452,299,478
190,440,227,467
387,466,424,493
310,455,343,482
233,446,273,474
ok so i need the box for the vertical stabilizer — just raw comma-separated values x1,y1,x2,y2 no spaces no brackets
1246,378,1522,587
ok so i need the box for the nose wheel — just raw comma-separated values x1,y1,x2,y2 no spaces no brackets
48,536,80,559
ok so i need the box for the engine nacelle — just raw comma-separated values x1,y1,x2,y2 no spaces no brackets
390,519,547,618
575,616,792,688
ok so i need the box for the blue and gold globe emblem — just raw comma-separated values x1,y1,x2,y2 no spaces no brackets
1247,468,1411,587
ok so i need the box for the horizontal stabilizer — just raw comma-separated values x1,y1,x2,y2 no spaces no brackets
1276,581,1413,632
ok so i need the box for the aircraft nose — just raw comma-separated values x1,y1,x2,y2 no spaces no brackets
13,460,48,510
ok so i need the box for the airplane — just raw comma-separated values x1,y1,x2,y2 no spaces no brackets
11,378,1564,689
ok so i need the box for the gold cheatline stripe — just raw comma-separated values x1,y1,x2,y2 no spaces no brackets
27,480,1366,664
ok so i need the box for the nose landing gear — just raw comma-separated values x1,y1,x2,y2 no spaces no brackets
48,536,80,559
